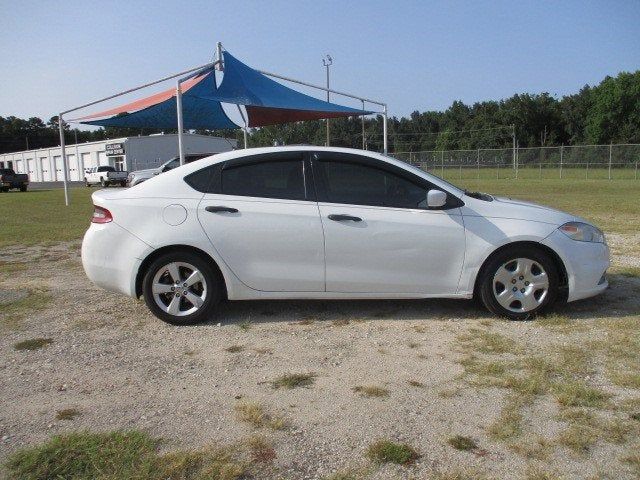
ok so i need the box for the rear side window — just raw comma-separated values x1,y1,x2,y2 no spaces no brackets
221,160,305,201
316,160,429,209
97,166,115,172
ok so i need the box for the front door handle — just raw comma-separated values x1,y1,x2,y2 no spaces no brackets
205,206,238,213
328,214,362,222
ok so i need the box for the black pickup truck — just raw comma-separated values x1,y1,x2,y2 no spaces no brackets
0,168,29,192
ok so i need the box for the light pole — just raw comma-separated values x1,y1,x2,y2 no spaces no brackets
323,54,332,146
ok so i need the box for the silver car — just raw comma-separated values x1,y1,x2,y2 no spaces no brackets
127,153,215,187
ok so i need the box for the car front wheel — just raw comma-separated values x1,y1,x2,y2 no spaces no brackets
478,246,559,320
142,251,222,325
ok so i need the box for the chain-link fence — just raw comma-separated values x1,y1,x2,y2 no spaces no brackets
394,144,640,181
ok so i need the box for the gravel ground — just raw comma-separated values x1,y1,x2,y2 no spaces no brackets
0,239,638,479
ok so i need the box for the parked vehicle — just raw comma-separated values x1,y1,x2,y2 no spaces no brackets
84,166,128,187
0,168,29,192
82,147,610,325
127,153,215,187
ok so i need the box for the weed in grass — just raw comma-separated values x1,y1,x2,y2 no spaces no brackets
332,319,350,326
154,446,246,480
557,423,597,454
553,381,609,408
509,436,553,460
407,380,424,388
14,337,53,351
438,388,461,398
489,396,525,440
271,373,315,389
1,289,52,330
622,448,640,475
55,408,80,421
234,401,285,430
614,266,640,278
0,261,28,274
238,320,253,331
353,385,389,398
244,435,276,463
447,435,478,451
524,465,562,480
431,468,488,480
324,469,367,480
458,328,520,355
413,324,427,333
631,412,640,421
225,345,244,353
366,439,418,465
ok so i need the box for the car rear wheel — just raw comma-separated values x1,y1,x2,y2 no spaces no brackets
478,246,559,320
100,178,108,187
142,251,222,325
19,185,27,192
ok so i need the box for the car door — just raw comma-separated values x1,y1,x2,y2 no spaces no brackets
197,152,325,292
312,152,466,295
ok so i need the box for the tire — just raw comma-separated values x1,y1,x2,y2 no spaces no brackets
120,181,127,187
100,178,108,188
142,251,223,325
478,245,559,320
19,185,27,192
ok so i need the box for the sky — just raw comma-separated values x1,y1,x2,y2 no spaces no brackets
1,0,639,127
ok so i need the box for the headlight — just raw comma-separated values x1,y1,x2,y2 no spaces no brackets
559,222,605,243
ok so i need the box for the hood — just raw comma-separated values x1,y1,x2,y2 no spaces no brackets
130,167,160,177
461,194,578,226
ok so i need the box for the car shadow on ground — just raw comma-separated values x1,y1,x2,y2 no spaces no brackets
206,273,639,326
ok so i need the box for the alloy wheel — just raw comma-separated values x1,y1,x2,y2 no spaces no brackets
151,262,208,316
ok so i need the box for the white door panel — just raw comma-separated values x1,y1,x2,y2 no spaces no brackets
198,195,325,292
319,203,465,294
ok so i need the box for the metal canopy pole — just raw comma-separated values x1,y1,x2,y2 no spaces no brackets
176,80,185,165
58,114,69,206
236,105,248,148
382,105,388,154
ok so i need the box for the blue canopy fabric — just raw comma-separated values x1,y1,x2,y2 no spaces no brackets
202,51,372,127
75,50,372,129
79,68,238,130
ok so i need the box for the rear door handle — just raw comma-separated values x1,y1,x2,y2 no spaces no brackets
205,206,238,213
328,214,362,222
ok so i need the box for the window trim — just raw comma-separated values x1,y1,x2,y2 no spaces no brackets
311,152,462,210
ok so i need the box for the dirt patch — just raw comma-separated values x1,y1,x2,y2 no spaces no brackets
0,241,639,479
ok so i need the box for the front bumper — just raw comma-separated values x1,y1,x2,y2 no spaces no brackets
542,229,610,302
81,222,152,297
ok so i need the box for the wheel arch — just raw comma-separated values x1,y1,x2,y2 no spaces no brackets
472,241,568,300
135,244,228,300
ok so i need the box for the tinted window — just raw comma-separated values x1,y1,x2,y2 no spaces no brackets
221,160,305,200
317,160,429,209
97,166,115,172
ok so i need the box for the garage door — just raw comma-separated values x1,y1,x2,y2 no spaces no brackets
67,154,80,181
27,158,36,181
81,153,94,178
40,157,51,181
16,160,24,174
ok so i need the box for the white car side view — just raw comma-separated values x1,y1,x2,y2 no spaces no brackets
81,147,610,325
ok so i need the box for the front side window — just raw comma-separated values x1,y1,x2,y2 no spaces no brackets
221,160,305,201
316,159,430,209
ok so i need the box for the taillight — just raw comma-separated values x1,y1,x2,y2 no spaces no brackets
91,205,113,224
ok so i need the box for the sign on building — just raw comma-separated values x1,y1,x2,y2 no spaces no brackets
105,143,125,156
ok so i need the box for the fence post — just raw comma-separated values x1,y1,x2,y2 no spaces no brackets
539,162,542,179
441,150,444,179
476,149,480,180
459,164,462,180
608,144,612,180
635,162,638,180
515,143,519,179
496,163,499,179
586,162,589,179
560,144,563,179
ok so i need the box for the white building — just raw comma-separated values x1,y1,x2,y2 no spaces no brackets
0,133,237,182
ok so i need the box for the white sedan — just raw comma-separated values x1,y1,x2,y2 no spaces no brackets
81,146,609,325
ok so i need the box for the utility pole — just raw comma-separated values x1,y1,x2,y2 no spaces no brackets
323,54,333,146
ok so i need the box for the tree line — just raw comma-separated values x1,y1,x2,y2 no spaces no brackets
1,70,638,155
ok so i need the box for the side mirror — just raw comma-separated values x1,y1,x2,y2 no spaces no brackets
427,190,447,208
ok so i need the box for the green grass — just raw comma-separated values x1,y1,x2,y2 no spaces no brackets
4,430,259,480
56,408,81,421
0,187,94,247
352,385,390,398
447,435,478,451
271,372,315,389
366,439,418,465
13,337,53,351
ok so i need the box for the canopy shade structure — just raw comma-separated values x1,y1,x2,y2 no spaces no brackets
206,51,373,127
73,68,238,130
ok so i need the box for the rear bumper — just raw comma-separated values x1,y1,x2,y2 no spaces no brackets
542,230,610,302
81,222,152,297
